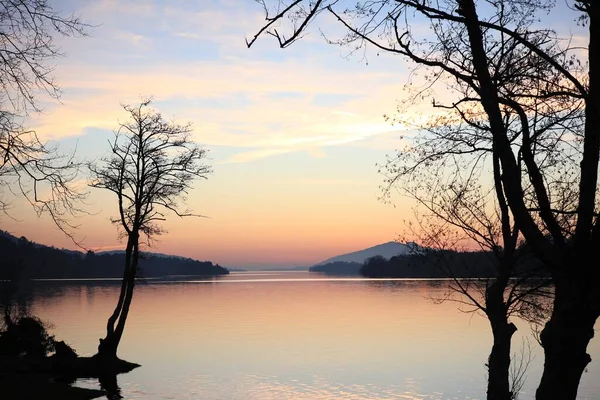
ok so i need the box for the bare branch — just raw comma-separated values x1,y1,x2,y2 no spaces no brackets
89,98,213,244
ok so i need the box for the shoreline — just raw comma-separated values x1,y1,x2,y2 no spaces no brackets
0,354,140,400
1,371,105,400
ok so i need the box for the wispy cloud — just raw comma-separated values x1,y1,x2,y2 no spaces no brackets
32,53,413,162
220,148,294,164
28,0,422,163
283,178,371,187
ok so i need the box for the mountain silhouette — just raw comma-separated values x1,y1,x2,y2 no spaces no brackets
314,241,411,265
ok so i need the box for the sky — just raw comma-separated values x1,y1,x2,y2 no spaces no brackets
0,0,584,268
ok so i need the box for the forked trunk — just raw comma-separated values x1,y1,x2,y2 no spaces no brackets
97,333,119,359
97,233,139,359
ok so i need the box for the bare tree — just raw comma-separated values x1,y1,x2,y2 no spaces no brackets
0,0,88,236
248,1,597,399
0,112,86,237
392,168,551,400
509,337,535,400
89,98,212,359
0,0,87,113
374,25,566,395
449,3,596,399
377,101,554,399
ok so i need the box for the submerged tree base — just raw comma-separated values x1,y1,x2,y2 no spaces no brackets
58,354,141,377
0,354,140,399
2,373,105,400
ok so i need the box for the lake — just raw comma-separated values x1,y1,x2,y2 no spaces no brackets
25,271,599,400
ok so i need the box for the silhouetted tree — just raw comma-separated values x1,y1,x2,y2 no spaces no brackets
248,1,597,399
0,0,88,236
89,98,212,359
398,208,549,400
378,47,558,395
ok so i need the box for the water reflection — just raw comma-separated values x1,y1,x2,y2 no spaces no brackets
23,272,600,400
99,375,123,400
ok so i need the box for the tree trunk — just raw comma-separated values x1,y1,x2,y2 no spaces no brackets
487,319,517,400
96,331,119,359
536,5,600,398
535,280,597,400
111,247,138,352
486,268,517,400
96,233,139,359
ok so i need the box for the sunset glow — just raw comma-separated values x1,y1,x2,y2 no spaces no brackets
1,0,424,268
2,1,579,268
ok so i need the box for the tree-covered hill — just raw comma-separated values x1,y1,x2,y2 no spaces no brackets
0,231,228,279
360,250,547,279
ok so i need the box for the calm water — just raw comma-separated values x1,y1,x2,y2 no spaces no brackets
25,271,599,400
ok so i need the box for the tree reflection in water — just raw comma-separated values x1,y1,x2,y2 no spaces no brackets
99,374,122,400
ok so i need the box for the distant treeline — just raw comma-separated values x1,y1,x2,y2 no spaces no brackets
311,249,547,279
0,231,229,280
309,262,362,275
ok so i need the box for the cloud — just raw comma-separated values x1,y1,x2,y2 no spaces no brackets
27,0,435,166
305,148,327,159
31,54,412,149
173,32,202,40
220,148,294,164
283,178,371,187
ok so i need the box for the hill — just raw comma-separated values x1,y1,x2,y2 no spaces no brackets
314,241,411,265
309,261,362,275
309,241,412,275
360,249,548,279
0,230,228,279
